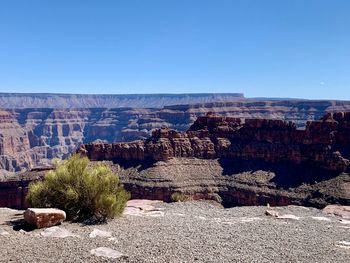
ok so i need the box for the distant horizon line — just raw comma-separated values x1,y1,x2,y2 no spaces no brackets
0,92,243,96
0,92,347,101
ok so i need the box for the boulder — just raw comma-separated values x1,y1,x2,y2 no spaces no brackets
24,208,66,228
323,205,350,219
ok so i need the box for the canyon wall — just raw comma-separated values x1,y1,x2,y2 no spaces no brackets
2,112,350,209
80,112,350,174
1,99,350,173
78,112,350,208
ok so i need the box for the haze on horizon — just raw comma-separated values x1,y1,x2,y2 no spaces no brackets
0,0,349,100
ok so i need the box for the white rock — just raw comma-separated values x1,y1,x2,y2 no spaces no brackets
0,230,10,236
40,226,79,238
173,213,185,217
19,229,30,235
123,200,164,217
89,229,112,238
340,219,350,224
277,214,300,220
108,237,117,242
144,211,164,217
265,210,279,217
90,247,124,259
337,226,350,229
336,241,350,249
339,241,350,246
240,217,262,223
311,216,331,222
123,199,163,217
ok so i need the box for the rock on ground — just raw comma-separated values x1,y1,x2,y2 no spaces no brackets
24,208,66,228
89,229,112,238
323,205,350,219
40,226,79,238
90,247,124,259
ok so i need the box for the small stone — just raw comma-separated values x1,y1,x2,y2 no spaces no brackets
265,210,279,217
24,208,66,229
89,229,112,238
19,229,29,235
108,237,117,242
123,199,164,217
40,226,79,238
323,205,350,219
311,216,331,222
240,217,262,223
336,241,350,249
339,241,350,246
90,247,124,259
276,214,300,220
0,230,10,236
340,219,350,224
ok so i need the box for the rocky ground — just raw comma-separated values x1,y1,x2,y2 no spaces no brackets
1,201,350,263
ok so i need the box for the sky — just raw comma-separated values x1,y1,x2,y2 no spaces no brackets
0,0,349,99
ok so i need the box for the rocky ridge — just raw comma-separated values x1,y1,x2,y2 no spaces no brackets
0,93,244,108
80,112,350,173
78,112,350,208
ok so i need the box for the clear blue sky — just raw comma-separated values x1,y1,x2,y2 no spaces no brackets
0,0,349,99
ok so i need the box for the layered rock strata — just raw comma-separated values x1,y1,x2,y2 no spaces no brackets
2,99,350,173
0,93,244,108
78,112,350,208
80,112,350,173
2,113,350,209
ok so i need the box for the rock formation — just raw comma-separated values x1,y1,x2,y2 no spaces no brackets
80,112,350,173
1,99,350,173
1,113,350,209
77,112,350,208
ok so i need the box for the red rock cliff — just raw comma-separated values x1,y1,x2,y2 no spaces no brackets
80,112,350,173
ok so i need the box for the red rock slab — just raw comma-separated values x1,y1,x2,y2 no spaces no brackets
24,208,66,229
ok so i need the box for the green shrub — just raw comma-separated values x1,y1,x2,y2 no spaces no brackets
171,192,190,202
27,154,130,222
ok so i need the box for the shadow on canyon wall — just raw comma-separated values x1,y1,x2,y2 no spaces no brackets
112,157,341,189
218,158,340,188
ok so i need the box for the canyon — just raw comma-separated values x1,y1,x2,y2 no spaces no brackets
1,111,350,209
78,112,350,208
1,97,350,173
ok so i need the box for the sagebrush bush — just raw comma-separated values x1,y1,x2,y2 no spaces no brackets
171,192,190,202
27,154,130,222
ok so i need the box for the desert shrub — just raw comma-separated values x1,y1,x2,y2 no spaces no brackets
27,154,130,222
171,192,190,202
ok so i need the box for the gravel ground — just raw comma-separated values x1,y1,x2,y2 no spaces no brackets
0,202,349,263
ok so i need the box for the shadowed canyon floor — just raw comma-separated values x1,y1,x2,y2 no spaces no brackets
1,201,349,262
117,158,350,208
